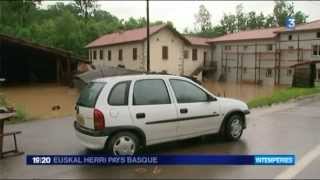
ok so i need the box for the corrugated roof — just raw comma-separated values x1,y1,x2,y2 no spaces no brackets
184,35,210,46
86,24,191,48
276,19,320,32
208,27,281,43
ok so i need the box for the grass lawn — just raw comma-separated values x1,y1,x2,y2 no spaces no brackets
248,86,320,108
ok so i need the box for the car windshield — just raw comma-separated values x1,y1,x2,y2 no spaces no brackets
77,82,106,108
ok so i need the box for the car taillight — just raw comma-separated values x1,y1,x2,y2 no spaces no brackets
94,108,105,130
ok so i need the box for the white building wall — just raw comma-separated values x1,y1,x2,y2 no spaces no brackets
183,46,210,76
88,28,210,79
89,42,145,71
147,28,184,75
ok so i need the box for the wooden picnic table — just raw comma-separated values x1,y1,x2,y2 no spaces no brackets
0,112,23,159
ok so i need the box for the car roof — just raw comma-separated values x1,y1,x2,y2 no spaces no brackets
92,74,188,83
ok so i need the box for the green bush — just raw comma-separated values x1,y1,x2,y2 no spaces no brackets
0,94,7,106
0,95,27,123
248,86,320,108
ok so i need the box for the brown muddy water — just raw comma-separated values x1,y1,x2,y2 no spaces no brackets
202,79,287,102
0,84,79,120
0,81,286,120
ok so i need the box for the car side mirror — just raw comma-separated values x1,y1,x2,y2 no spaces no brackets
207,95,217,102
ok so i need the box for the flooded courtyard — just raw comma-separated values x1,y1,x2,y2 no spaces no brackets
202,79,287,102
0,84,79,120
0,80,287,120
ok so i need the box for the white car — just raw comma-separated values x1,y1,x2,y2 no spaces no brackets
74,74,250,155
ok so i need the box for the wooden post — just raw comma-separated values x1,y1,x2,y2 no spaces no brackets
146,0,150,72
278,50,281,85
56,58,61,84
258,52,261,81
240,54,243,81
273,45,278,85
221,46,224,73
297,32,300,63
236,45,239,82
225,53,228,77
0,38,2,77
254,42,257,83
66,55,71,86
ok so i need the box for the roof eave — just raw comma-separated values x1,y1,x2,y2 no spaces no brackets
207,37,277,44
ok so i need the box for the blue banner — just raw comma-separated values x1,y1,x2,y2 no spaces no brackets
26,155,295,166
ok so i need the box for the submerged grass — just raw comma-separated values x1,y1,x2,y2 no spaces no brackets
0,94,27,123
248,86,320,108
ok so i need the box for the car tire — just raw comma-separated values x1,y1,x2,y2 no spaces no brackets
106,132,140,155
223,114,244,141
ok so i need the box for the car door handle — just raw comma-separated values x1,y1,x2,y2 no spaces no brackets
180,108,188,114
136,113,146,119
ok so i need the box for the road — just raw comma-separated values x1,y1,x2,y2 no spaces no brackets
0,95,320,179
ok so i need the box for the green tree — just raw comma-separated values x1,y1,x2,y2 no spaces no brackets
194,4,212,33
235,4,247,31
273,0,294,26
264,15,277,28
293,11,308,24
273,0,308,26
220,14,237,33
74,0,96,20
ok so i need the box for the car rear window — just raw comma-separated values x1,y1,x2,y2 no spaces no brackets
77,82,106,108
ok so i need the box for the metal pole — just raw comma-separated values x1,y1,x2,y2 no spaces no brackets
146,0,150,72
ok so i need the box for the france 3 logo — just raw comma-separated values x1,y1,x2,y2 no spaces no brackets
285,17,295,30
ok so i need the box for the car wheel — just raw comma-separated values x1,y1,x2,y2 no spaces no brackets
107,132,139,155
223,114,244,141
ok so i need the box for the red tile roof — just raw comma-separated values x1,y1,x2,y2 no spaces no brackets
276,19,320,32
208,27,281,43
184,35,210,46
86,24,167,48
86,24,191,48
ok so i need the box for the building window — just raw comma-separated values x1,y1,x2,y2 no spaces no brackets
318,69,320,80
183,50,189,59
118,49,123,61
243,67,247,74
93,50,97,60
288,46,294,50
89,51,92,61
266,69,272,77
192,48,198,61
287,69,292,76
108,50,111,61
243,45,248,51
228,67,231,72
267,44,273,51
317,32,320,38
225,45,231,51
162,46,168,60
132,48,137,60
99,50,104,60
288,34,292,41
312,45,320,56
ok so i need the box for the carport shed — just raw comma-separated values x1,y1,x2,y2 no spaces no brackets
0,34,85,86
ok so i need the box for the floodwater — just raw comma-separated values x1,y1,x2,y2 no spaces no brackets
201,79,287,102
0,84,80,120
0,80,286,120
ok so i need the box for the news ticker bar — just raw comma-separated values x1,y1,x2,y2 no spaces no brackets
26,155,295,165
